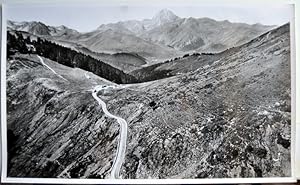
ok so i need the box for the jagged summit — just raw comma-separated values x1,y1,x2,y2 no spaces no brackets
152,9,179,25
153,9,179,19
56,25,68,30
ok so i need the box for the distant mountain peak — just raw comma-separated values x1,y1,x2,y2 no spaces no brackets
7,20,80,36
56,25,68,30
154,9,177,17
152,9,179,25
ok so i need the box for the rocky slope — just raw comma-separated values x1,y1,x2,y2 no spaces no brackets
7,23,291,179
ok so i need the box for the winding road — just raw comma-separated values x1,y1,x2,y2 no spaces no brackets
92,85,128,179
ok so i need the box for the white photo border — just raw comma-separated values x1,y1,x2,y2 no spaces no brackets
0,0,297,184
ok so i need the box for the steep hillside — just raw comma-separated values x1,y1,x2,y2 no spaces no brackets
6,54,116,177
7,23,291,178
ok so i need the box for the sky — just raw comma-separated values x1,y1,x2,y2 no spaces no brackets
5,3,293,32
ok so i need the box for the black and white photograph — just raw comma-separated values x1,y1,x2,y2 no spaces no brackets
1,1,294,182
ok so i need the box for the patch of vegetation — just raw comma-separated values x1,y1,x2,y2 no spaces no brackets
7,31,138,84
277,133,290,148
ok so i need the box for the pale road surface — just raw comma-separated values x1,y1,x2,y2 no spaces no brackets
92,85,128,179
37,55,68,81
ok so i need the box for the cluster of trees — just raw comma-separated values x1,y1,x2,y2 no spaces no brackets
192,53,201,56
7,32,30,55
163,52,215,63
201,52,214,55
7,31,138,84
182,54,190,58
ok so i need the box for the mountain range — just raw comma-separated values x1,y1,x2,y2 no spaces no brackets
7,9,275,62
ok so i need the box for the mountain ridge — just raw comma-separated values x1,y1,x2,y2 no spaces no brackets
7,9,276,60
